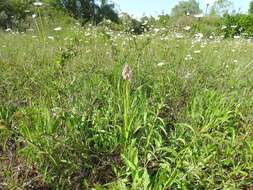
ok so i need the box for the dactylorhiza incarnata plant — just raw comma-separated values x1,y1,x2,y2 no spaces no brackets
122,65,132,148
122,65,132,81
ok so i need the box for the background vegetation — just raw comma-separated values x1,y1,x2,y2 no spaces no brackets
1,0,253,38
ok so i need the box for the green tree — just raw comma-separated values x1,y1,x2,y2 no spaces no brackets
210,0,233,15
51,0,118,24
249,1,253,14
96,0,118,23
50,0,95,20
0,0,118,29
171,0,202,17
0,0,31,28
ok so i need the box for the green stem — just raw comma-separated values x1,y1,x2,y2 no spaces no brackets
123,80,130,147
34,8,46,48
38,9,46,48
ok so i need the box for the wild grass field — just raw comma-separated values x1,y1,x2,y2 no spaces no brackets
0,24,253,189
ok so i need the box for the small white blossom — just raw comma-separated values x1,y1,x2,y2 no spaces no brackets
154,28,160,33
195,32,203,39
221,25,227,30
48,36,55,40
184,72,192,79
175,33,184,39
185,54,193,61
194,13,204,18
157,62,166,67
54,27,62,31
183,26,191,31
33,2,43,6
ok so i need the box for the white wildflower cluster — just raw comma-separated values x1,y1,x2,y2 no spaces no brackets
33,2,43,6
185,54,193,61
194,13,204,18
175,33,184,39
157,62,166,67
48,36,55,40
195,33,203,40
183,26,191,31
194,50,201,54
54,27,62,31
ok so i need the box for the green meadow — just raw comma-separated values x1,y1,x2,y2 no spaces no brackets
0,23,253,189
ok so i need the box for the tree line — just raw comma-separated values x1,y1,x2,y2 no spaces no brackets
1,0,253,32
0,0,118,29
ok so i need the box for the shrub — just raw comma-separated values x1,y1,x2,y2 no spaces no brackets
0,0,31,29
119,13,144,34
221,14,253,38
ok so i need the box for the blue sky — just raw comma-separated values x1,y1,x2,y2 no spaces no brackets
111,0,251,18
